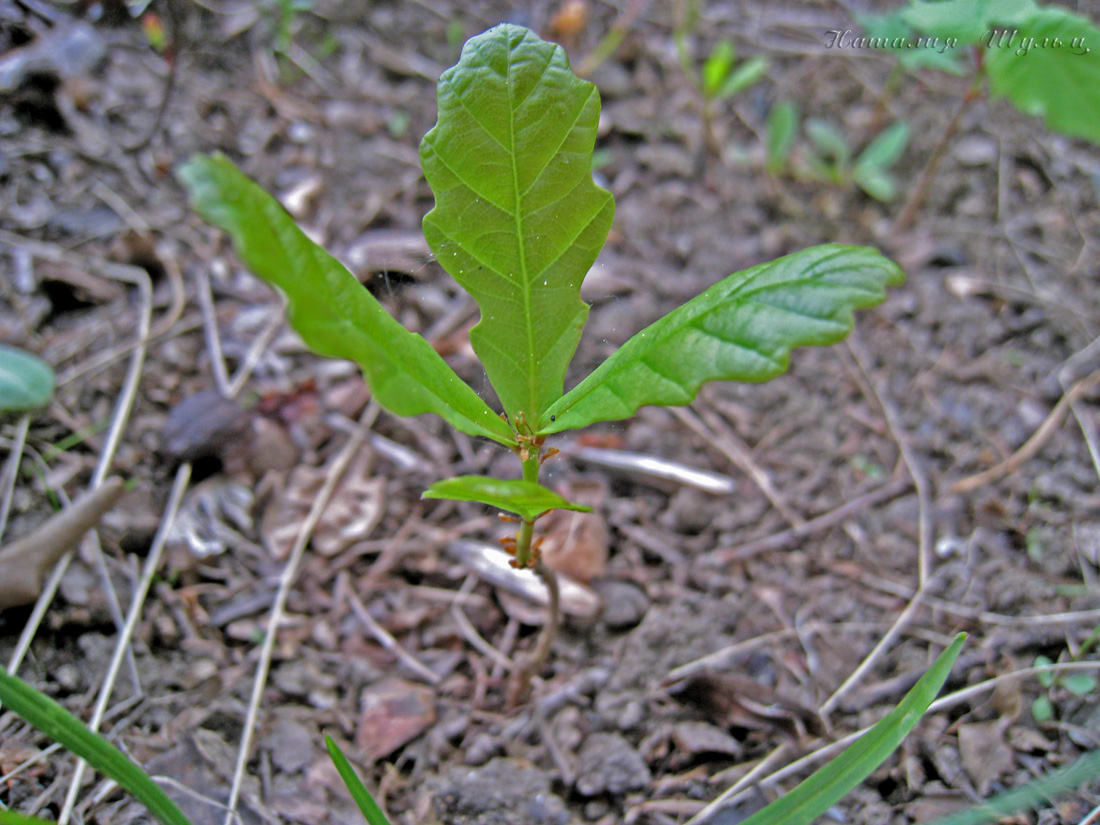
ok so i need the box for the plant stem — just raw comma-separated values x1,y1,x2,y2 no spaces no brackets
893,80,981,233
506,441,563,707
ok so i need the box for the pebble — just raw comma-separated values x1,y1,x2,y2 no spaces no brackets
953,134,998,166
430,758,572,825
592,580,649,630
574,733,651,797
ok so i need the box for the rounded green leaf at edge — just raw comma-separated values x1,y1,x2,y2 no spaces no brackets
984,7,1100,146
420,24,615,427
422,475,593,521
0,345,55,412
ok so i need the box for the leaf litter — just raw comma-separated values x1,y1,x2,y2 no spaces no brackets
1,1,1100,824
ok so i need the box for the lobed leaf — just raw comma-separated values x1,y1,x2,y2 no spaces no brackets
738,633,966,825
541,245,903,434
0,666,194,825
420,24,615,426
984,7,1100,146
422,475,593,521
177,154,515,446
0,344,55,412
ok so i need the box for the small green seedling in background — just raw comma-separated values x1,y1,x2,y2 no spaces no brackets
765,100,799,175
262,0,314,54
1032,625,1100,722
674,0,768,155
0,344,55,413
0,637,969,825
800,118,911,201
854,0,1100,227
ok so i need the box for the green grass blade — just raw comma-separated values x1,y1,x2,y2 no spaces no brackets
0,667,193,825
325,734,392,825
984,7,1100,146
420,24,615,425
739,633,967,825
0,810,59,825
541,245,903,434
927,749,1100,825
177,154,515,447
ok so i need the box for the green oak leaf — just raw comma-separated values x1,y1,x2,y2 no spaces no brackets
540,245,903,434
420,23,615,427
984,7,1100,145
422,475,593,521
0,344,55,412
177,154,515,447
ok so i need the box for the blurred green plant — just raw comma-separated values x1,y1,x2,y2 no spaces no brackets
765,108,910,202
0,344,55,413
674,0,768,155
805,119,911,201
1031,625,1100,722
765,100,799,175
854,0,1100,227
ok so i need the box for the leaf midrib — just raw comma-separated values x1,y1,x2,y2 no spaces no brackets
506,39,536,421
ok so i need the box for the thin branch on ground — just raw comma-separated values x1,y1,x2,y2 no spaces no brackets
672,405,804,529
0,416,30,539
950,371,1100,494
347,590,441,685
6,246,153,677
704,478,911,564
57,463,192,825
815,338,936,718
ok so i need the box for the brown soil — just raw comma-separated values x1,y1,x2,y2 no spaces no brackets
2,2,1100,824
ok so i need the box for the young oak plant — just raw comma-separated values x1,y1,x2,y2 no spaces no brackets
179,23,902,669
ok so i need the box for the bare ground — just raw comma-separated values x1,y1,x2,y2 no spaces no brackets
2,1,1100,824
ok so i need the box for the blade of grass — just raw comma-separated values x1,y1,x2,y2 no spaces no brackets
0,667,193,825
927,749,1100,825
325,734,392,825
0,811,59,825
738,633,966,825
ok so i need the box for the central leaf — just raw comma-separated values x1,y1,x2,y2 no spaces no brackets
420,24,615,427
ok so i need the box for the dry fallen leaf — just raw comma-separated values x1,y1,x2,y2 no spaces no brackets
0,477,124,609
538,479,608,583
356,677,436,761
957,717,1015,796
261,449,383,558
